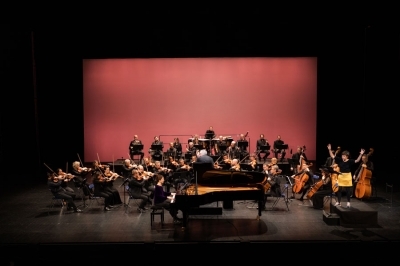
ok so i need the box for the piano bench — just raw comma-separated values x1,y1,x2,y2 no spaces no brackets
150,206,164,228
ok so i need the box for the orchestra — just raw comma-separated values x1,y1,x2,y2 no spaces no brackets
45,128,375,222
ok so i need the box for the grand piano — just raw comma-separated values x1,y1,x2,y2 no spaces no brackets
171,164,266,228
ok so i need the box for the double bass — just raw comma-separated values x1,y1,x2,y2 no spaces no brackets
354,148,374,199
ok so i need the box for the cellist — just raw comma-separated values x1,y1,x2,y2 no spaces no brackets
352,153,374,198
291,162,313,202
327,144,364,208
309,167,333,209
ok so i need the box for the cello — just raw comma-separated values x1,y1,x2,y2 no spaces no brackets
292,162,313,193
354,148,374,199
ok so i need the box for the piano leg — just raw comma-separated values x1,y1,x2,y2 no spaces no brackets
182,210,189,229
257,200,262,218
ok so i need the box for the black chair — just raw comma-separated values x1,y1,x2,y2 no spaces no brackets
48,190,66,215
124,188,143,214
150,203,165,228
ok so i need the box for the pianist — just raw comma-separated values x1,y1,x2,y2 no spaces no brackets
154,174,181,224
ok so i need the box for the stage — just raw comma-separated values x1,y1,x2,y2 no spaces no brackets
1,178,399,264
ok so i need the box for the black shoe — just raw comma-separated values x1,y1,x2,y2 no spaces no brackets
104,207,111,211
173,219,182,224
108,205,114,208
137,208,147,213
74,209,83,213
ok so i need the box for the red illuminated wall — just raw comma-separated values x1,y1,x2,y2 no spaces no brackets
83,58,317,162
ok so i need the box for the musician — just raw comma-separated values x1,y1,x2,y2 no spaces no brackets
192,134,200,145
128,169,151,212
229,159,241,171
92,160,106,173
267,157,282,174
122,159,137,179
149,136,164,161
215,136,228,156
309,167,333,209
56,168,75,193
352,153,374,198
263,164,282,209
327,144,364,208
174,158,192,187
165,142,178,160
92,172,114,211
205,126,215,139
71,161,92,197
227,141,240,159
166,156,179,172
48,173,82,213
154,174,181,224
291,147,308,173
129,135,144,162
142,157,155,173
237,133,249,160
173,138,182,159
291,162,313,202
273,135,286,161
248,155,258,171
186,142,197,157
256,134,270,162
101,166,123,206
152,160,173,190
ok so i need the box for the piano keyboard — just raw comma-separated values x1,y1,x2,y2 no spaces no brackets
170,193,176,203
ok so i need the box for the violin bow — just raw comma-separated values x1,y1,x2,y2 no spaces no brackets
77,153,84,167
43,163,57,176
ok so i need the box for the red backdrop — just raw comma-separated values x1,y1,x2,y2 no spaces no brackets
83,57,317,162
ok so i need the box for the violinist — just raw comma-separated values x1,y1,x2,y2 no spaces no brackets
149,136,164,161
189,155,197,167
291,162,313,202
142,157,155,173
229,159,241,171
256,134,270,162
129,135,144,162
153,160,173,185
173,138,183,159
352,153,374,198
56,168,75,193
47,173,82,213
92,160,106,173
129,170,151,212
122,159,137,179
92,172,114,211
167,156,179,172
174,158,192,187
94,166,123,206
137,165,155,198
263,164,282,210
71,161,92,197
166,143,178,160
186,142,197,157
309,167,333,209
267,158,282,174
248,155,258,171
327,144,364,208
273,135,286,161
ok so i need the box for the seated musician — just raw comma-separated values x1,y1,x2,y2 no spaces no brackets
263,164,282,210
92,172,114,211
71,161,92,197
92,160,106,173
173,138,182,159
122,159,137,180
102,166,123,206
215,135,227,156
174,158,192,187
192,134,200,145
149,136,163,162
153,160,173,188
229,159,241,171
142,157,155,173
267,157,282,174
256,134,270,162
290,146,308,173
166,142,178,160
227,141,240,159
186,142,197,157
248,155,258,171
291,162,313,202
237,133,249,160
48,173,82,213
309,167,332,209
166,156,179,172
188,155,197,168
129,135,144,162
154,174,181,224
128,169,151,212
273,135,286,161
56,168,75,194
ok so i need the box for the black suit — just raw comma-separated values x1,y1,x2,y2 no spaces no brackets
128,178,150,209
256,139,270,160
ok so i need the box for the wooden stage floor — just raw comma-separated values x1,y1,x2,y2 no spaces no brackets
1,178,399,264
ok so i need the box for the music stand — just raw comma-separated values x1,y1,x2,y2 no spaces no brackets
260,145,270,151
194,144,203,150
205,133,214,139
277,144,288,150
151,144,163,151
218,144,227,153
240,164,254,171
237,141,248,150
131,144,143,151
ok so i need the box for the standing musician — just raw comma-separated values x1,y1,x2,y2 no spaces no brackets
205,126,216,139
121,159,137,179
237,133,249,160
129,169,151,212
129,135,144,162
47,173,82,213
262,164,282,209
71,161,92,197
173,138,183,159
291,162,313,202
273,135,286,161
227,141,240,160
256,134,270,162
166,142,178,160
290,146,308,173
308,167,333,209
352,153,374,198
149,136,164,162
327,144,364,208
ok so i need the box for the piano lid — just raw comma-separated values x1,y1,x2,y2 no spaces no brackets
198,170,265,187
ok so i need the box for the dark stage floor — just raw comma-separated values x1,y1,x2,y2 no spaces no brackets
1,178,399,265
